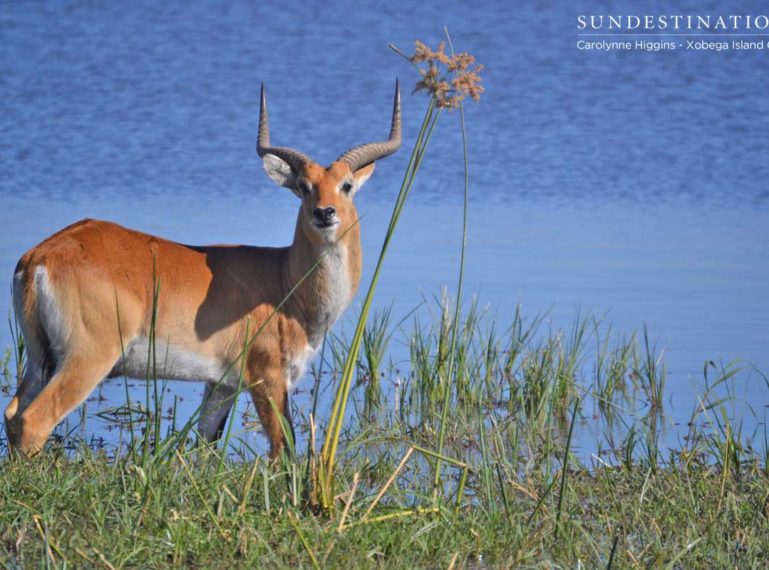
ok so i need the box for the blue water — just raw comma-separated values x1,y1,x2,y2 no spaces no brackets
1,1,768,452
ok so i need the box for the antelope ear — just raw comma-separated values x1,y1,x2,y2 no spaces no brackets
351,162,375,194
263,154,301,195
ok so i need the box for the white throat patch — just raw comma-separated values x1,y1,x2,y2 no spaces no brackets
308,243,351,347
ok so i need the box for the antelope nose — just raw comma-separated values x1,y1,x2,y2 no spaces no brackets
314,207,336,223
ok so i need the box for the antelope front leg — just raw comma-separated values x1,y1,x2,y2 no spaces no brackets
248,367,294,460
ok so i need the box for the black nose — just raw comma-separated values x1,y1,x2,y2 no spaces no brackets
313,207,336,223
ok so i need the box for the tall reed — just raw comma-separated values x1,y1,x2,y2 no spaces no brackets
433,28,473,498
317,92,441,512
316,33,483,514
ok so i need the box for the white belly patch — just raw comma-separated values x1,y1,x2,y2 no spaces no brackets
111,336,234,385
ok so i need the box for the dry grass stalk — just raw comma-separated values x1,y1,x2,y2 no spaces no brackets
337,472,361,532
361,447,414,521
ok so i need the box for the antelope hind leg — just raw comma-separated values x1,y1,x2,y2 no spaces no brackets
14,350,119,455
198,380,237,442
4,363,46,451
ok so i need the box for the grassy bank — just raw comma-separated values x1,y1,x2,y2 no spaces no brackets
0,445,767,568
1,303,768,568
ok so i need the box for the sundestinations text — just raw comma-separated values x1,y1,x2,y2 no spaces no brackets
577,14,769,31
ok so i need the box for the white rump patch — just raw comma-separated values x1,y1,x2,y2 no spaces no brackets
34,266,69,360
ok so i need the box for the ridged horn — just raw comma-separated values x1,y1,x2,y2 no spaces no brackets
336,79,401,172
256,83,312,173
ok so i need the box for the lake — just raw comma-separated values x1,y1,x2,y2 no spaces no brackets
1,0,768,455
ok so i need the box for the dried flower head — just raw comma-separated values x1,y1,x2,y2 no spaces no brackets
408,40,484,109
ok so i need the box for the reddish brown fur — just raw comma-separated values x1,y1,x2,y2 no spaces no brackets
5,159,374,458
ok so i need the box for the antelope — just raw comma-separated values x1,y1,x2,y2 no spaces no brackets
4,82,401,458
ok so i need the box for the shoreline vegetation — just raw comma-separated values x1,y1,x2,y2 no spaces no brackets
1,302,767,567
2,35,768,568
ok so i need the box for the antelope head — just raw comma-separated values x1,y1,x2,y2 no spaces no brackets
257,81,401,245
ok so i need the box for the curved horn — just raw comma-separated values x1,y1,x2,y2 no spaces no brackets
336,79,401,172
256,83,312,173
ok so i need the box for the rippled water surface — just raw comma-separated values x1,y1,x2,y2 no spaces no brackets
1,1,768,452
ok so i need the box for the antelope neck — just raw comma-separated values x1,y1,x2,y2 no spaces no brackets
283,213,361,347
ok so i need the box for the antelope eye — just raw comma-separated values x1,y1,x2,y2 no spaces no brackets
341,182,353,194
298,181,311,196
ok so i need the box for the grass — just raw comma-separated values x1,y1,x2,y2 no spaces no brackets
2,302,768,568
2,34,768,567
0,448,767,568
